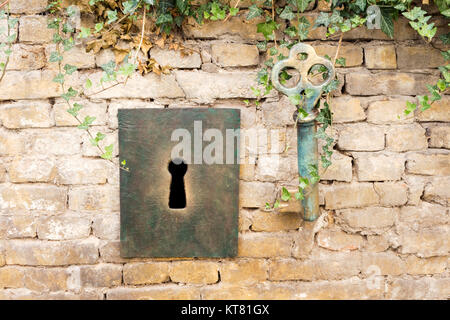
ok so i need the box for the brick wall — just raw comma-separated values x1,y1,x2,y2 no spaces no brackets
0,0,448,300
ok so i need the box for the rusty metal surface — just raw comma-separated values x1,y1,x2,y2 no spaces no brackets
119,108,240,258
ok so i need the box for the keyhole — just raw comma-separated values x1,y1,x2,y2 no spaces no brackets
168,158,188,209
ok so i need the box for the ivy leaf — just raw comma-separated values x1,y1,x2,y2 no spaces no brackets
49,51,63,63
101,61,116,75
61,87,78,101
77,115,96,130
106,10,118,25
380,8,394,39
210,2,226,21
441,50,450,61
335,57,346,67
281,187,291,201
64,64,77,75
247,4,263,20
63,38,74,51
77,27,92,39
53,73,65,84
314,12,330,28
67,103,83,117
156,13,173,25
289,94,302,105
229,7,239,16
94,23,104,33
296,0,312,13
299,177,309,189
295,191,304,200
297,16,310,40
257,20,278,40
85,78,93,89
122,0,139,14
101,144,114,160
118,62,137,77
404,101,417,115
280,6,295,20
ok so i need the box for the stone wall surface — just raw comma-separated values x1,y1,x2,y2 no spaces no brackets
0,0,448,300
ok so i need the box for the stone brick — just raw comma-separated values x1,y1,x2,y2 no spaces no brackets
398,226,449,257
337,124,385,151
317,227,364,251
0,44,46,70
238,233,292,258
107,99,163,129
56,158,108,185
84,72,184,99
399,202,448,229
0,267,69,291
423,177,449,206
362,252,405,276
259,96,296,127
250,210,301,232
255,154,295,182
319,152,353,182
10,0,48,14
0,130,24,156
92,215,120,240
325,183,380,210
364,45,397,69
99,241,127,264
406,152,450,175
239,181,276,208
367,99,416,124
171,261,219,284
0,216,36,239
0,70,62,100
123,262,170,285
386,124,427,152
329,96,366,123
0,254,4,267
346,72,439,96
9,157,57,183
428,126,450,149
0,288,103,300
68,186,119,212
211,43,259,67
45,44,96,70
27,129,82,156
397,46,445,69
107,285,200,300
3,240,99,266
374,182,408,206
0,185,66,212
387,277,450,299
37,216,91,240
343,17,418,41
314,44,363,67
0,163,5,182
405,256,447,275
150,48,201,69
19,16,53,43
0,101,53,128
335,207,398,235
54,100,107,127
219,259,267,284
416,98,450,122
78,264,122,288
174,71,272,103
366,235,390,252
355,153,405,181
270,251,361,281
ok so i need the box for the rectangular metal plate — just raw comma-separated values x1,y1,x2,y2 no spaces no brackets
119,108,240,258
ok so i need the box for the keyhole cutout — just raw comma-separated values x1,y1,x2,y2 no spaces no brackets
168,158,188,209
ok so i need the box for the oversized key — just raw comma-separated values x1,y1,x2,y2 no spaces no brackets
271,43,335,221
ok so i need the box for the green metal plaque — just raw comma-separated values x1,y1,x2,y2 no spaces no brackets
119,108,240,258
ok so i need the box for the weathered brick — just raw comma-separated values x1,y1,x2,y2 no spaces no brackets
362,252,405,276
319,152,353,182
366,235,390,252
78,264,122,288
123,262,170,285
99,241,127,264
346,72,439,96
0,44,46,70
175,71,272,103
56,158,108,185
406,152,450,175
374,182,408,206
92,215,119,240
399,202,448,229
0,163,5,182
0,101,53,128
54,100,107,126
150,48,201,69
171,261,219,284
259,96,296,127
0,184,66,212
314,44,363,67
364,45,397,69
428,126,450,149
250,210,301,232
211,43,259,67
19,16,53,43
10,0,48,14
397,46,445,69
386,124,427,152
68,186,119,212
37,216,91,240
0,288,103,300
337,124,385,151
27,129,82,156
255,154,295,182
355,153,405,181
107,285,200,300
423,177,449,206
219,259,267,284
336,207,398,235
238,233,292,258
9,157,57,183
270,251,361,281
0,130,24,156
3,240,99,266
0,267,69,291
317,227,364,251
0,216,36,239
405,256,447,275
325,183,380,210
416,98,450,122
387,277,450,299
239,181,275,208
329,96,366,123
367,100,415,124
45,44,96,70
398,226,449,257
